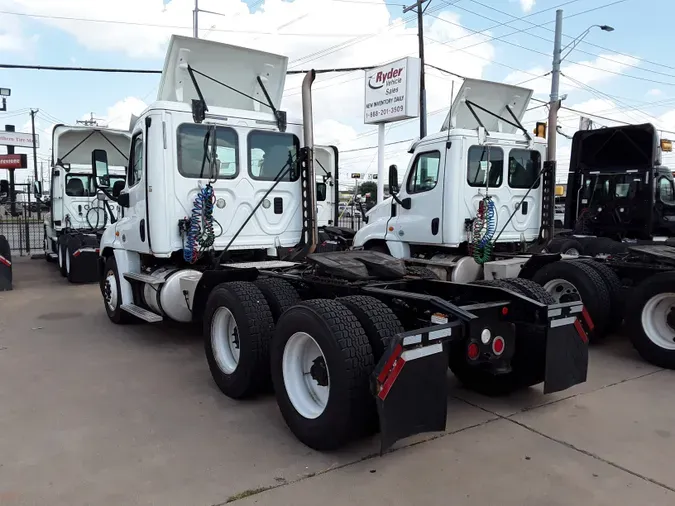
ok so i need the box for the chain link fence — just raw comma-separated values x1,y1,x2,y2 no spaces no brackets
0,183,46,256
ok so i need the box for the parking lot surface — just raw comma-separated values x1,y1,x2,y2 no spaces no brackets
1,259,673,505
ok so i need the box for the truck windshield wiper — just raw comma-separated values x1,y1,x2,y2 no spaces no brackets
187,65,287,131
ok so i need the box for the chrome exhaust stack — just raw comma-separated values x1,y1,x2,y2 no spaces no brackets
301,69,318,254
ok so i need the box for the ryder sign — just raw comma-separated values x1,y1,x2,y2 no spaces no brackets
364,57,420,124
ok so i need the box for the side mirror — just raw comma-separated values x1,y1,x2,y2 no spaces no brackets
316,182,327,202
388,164,399,195
91,149,110,188
118,192,130,208
33,181,42,198
112,180,125,199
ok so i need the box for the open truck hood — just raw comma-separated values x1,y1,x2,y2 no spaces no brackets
569,123,659,171
52,125,131,167
157,35,288,113
441,78,533,134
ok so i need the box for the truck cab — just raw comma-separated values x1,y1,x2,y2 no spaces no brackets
353,78,547,274
564,123,675,240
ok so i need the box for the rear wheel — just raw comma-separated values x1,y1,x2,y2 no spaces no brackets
626,272,675,369
546,237,584,256
58,240,67,277
531,260,611,340
571,259,623,331
254,277,301,323
271,299,374,451
204,281,274,399
338,295,404,362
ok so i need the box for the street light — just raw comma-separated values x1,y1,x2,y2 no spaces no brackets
547,10,613,161
560,24,615,62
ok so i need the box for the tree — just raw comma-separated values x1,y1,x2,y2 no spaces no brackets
359,181,377,201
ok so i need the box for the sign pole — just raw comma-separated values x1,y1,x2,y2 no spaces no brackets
377,123,385,204
5,125,16,216
30,109,41,219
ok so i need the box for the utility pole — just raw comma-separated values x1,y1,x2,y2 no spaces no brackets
76,112,105,127
403,0,429,139
547,9,563,162
5,124,16,216
193,0,199,38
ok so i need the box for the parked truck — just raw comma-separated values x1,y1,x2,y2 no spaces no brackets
90,36,589,452
37,125,131,282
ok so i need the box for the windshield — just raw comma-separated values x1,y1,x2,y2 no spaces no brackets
177,124,238,179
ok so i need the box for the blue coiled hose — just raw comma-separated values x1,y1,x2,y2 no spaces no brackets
183,184,215,264
472,196,496,264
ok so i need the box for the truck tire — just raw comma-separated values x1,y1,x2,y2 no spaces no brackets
449,279,547,396
254,277,301,323
204,281,274,399
405,265,439,279
571,259,623,331
338,295,404,361
271,299,375,451
57,237,68,277
625,271,675,369
546,237,584,256
44,229,54,262
101,255,134,324
531,260,611,340
0,235,11,291
505,277,555,304
65,235,82,283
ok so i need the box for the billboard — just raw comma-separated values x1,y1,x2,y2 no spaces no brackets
364,57,421,125
0,130,39,148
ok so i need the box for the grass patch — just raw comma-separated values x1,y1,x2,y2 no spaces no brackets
225,486,273,503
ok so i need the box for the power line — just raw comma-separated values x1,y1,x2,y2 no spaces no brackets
464,0,675,74
0,8,385,38
0,62,375,75
455,0,675,81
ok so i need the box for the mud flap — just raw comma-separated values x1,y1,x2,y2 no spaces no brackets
372,322,461,454
543,301,589,394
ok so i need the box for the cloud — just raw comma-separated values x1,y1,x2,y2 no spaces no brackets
504,54,641,97
100,97,148,130
520,0,536,12
0,20,39,53
647,88,663,97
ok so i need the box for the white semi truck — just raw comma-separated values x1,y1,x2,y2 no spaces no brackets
39,125,130,282
90,35,589,451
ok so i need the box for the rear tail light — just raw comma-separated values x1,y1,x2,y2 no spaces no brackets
492,336,505,356
467,342,480,360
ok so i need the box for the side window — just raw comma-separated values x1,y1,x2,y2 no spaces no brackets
248,131,300,182
64,175,93,197
508,149,541,189
407,151,441,194
659,177,675,203
467,146,504,187
316,182,327,202
128,134,144,187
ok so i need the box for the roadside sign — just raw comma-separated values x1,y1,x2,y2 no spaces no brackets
0,154,28,169
0,130,39,149
364,57,421,125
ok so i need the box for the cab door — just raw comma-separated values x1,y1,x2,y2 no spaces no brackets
387,149,445,245
315,145,338,226
115,129,150,253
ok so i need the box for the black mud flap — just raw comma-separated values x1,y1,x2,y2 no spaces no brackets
372,322,461,454
543,301,590,394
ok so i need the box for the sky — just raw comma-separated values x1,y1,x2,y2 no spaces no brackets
2,0,675,187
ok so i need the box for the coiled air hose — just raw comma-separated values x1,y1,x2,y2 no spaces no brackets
471,196,496,265
183,183,216,264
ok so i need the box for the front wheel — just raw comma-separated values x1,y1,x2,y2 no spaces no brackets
626,272,675,369
58,240,67,277
101,255,133,324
